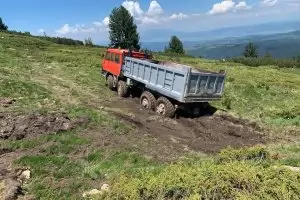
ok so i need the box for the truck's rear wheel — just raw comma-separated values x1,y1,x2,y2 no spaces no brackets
117,80,129,97
140,91,156,110
156,97,175,118
107,75,114,90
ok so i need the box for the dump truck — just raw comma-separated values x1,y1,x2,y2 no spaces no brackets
101,48,226,117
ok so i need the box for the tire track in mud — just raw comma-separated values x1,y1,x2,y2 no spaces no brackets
107,97,267,153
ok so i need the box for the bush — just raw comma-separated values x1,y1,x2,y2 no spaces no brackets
0,30,84,46
95,146,300,200
229,57,300,68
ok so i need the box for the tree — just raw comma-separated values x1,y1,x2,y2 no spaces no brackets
165,36,185,54
264,51,272,58
108,6,140,50
84,36,93,47
0,17,8,30
244,42,258,58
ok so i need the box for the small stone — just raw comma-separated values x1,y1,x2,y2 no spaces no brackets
147,115,161,122
101,184,109,192
20,170,31,180
4,178,22,200
82,189,102,198
284,166,300,172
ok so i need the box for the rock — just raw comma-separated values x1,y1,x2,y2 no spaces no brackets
273,165,300,172
17,195,36,200
1,181,5,199
4,178,22,200
147,115,161,122
0,98,16,107
101,184,109,192
284,166,300,172
20,170,31,181
161,118,178,125
82,189,102,198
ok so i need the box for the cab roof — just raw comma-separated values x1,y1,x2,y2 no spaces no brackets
106,48,144,55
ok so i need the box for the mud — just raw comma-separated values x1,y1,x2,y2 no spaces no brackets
107,97,267,153
0,98,15,108
0,113,88,140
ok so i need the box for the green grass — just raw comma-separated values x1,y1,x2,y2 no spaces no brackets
83,151,157,180
1,31,300,199
14,150,156,199
97,146,300,200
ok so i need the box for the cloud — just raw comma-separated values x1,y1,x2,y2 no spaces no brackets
208,0,252,14
235,2,252,9
103,17,110,26
121,0,184,25
55,24,96,35
260,0,278,6
93,22,102,27
122,0,144,17
147,0,164,16
38,29,45,33
169,13,188,20
209,0,235,14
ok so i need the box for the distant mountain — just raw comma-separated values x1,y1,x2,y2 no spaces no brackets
140,20,300,52
186,31,300,59
141,20,300,43
141,41,199,52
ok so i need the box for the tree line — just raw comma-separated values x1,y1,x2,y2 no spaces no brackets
226,42,300,68
0,17,99,47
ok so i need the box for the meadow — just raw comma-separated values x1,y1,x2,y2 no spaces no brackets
0,32,299,199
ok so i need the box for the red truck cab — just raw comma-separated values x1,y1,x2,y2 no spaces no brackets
102,48,152,77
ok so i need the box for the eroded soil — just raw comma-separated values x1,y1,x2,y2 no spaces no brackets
0,113,87,140
106,97,267,153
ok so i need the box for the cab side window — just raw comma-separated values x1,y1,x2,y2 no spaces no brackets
111,53,115,62
106,52,111,61
115,54,120,64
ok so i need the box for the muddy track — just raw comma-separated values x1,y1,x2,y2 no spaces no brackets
106,97,267,153
0,113,88,140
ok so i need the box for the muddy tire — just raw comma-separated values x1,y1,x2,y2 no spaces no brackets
107,75,114,90
117,80,129,97
156,97,175,118
140,91,156,110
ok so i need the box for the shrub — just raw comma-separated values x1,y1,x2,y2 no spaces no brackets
95,147,300,200
229,57,300,68
0,30,84,46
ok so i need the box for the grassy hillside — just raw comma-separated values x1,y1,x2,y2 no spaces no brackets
187,31,300,59
1,32,300,199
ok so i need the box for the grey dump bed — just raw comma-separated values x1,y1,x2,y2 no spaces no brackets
122,57,226,103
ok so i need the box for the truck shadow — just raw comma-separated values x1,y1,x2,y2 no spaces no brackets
175,104,219,119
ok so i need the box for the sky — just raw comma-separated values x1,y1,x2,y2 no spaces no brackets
1,0,300,43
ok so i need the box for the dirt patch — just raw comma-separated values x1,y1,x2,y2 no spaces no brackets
0,98,16,108
0,113,88,140
0,168,33,200
107,97,267,153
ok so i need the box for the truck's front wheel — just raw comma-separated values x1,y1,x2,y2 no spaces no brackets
140,91,156,110
117,80,129,97
156,97,175,118
107,75,114,90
